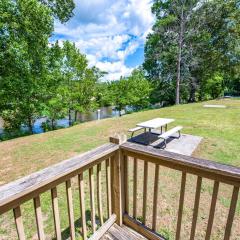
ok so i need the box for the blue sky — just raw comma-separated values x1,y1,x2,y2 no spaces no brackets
53,0,154,80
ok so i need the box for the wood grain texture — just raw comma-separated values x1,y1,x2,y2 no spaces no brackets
152,164,159,231
133,158,138,219
78,173,87,240
111,151,123,225
89,167,96,233
88,214,116,240
205,181,219,240
13,206,26,240
190,176,202,240
0,143,118,215
106,158,112,218
34,196,45,240
51,187,61,240
142,161,148,225
224,186,239,240
175,172,186,240
124,156,129,214
121,142,240,186
123,214,165,240
66,180,75,240
97,163,104,226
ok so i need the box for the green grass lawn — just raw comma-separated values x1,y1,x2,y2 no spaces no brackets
0,98,240,185
0,99,240,239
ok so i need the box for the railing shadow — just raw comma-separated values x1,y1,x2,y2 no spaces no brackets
52,210,94,240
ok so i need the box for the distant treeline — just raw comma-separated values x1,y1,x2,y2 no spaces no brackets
0,0,152,136
0,0,239,138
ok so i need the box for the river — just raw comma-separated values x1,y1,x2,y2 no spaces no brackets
0,106,121,135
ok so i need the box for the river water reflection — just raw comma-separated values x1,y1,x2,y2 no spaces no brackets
0,106,120,135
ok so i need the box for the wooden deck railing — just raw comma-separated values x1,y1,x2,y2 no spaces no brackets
0,134,239,240
120,141,240,240
0,142,121,240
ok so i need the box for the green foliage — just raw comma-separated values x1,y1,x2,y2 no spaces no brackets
102,68,152,113
205,73,224,99
144,0,240,104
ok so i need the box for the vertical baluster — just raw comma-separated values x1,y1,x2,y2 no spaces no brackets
142,161,148,225
66,179,75,240
224,186,239,240
133,158,138,219
190,176,202,240
51,187,61,240
78,173,87,240
106,158,112,217
97,163,104,225
89,167,96,233
13,206,26,240
205,181,219,240
175,172,186,240
152,164,159,231
33,196,45,240
124,155,129,214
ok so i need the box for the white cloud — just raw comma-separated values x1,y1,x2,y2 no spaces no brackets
53,0,154,80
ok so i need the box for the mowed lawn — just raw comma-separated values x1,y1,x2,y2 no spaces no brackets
0,99,240,240
0,98,239,185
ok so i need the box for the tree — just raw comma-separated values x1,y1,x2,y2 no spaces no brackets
144,0,240,104
109,68,152,115
145,0,199,105
62,41,98,124
0,0,75,133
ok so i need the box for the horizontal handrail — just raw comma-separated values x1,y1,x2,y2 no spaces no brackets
120,142,240,186
0,143,118,215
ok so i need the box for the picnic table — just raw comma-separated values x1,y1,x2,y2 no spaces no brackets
137,118,174,133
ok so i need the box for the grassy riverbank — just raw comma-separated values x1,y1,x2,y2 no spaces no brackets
1,98,240,185
0,99,240,239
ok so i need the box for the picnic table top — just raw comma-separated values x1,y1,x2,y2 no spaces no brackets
136,118,175,129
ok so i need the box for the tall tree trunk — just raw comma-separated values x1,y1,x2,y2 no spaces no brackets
74,110,78,122
51,119,54,130
176,6,184,105
28,117,33,134
68,109,72,126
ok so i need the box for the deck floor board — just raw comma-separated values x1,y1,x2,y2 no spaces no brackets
101,224,147,240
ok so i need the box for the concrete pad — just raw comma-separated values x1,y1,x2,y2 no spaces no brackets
203,104,226,108
158,134,202,156
129,132,202,156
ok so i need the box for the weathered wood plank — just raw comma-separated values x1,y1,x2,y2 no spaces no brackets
190,176,202,240
175,172,186,240
124,156,129,214
97,163,103,226
106,158,112,218
111,152,123,225
133,158,138,219
142,161,148,225
205,181,219,240
88,214,116,240
13,206,26,240
224,186,239,240
0,143,118,215
152,164,159,231
121,143,240,186
51,187,61,240
66,180,75,240
89,167,96,233
78,173,87,240
123,214,165,240
33,196,45,240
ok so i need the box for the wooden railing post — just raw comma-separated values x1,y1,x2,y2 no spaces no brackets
109,133,127,226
